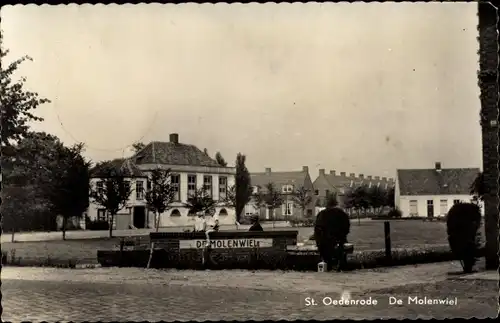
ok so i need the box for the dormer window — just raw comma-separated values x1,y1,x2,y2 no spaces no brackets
282,184,294,193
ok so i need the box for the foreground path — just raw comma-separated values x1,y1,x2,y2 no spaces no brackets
2,262,497,321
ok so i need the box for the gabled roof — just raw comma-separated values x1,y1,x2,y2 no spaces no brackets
251,170,308,191
90,158,144,178
397,168,480,195
133,141,221,167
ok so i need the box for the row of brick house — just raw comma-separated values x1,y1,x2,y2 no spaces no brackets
85,133,482,229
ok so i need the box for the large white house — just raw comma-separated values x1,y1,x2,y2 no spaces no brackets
87,133,236,229
395,162,482,218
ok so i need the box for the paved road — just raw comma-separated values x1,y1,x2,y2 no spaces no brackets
2,265,497,321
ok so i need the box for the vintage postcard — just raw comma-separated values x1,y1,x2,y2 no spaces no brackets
1,2,498,321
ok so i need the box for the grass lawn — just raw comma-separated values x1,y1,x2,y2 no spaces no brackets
2,220,484,265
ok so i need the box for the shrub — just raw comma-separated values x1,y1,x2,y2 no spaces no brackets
446,202,482,273
387,208,402,218
314,207,350,271
87,220,109,231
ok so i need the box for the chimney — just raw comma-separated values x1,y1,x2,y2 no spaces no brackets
319,169,325,176
435,162,442,172
302,166,309,173
169,133,179,144
367,176,372,180
375,176,380,180
349,173,355,177
330,170,336,176
359,174,364,180
382,177,387,181
265,168,271,174
340,172,346,177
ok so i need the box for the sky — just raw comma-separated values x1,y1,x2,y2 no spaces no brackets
1,3,481,179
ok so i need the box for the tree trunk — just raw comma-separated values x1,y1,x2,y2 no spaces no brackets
62,216,67,240
155,212,160,233
146,241,155,269
109,214,114,238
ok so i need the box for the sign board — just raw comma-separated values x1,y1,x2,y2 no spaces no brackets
179,238,273,249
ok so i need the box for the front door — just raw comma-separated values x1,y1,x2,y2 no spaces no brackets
426,200,434,218
133,206,146,229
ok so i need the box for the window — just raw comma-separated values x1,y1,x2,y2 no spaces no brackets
171,174,180,201
97,209,107,221
325,189,330,197
170,209,181,217
440,199,448,216
409,200,418,216
136,181,144,200
314,189,319,196
97,181,104,195
282,202,294,216
124,181,131,194
219,208,228,216
219,177,227,200
453,199,461,205
282,184,294,193
203,175,213,198
427,200,434,206
187,174,197,198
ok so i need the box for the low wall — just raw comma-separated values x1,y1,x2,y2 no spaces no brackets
98,230,298,269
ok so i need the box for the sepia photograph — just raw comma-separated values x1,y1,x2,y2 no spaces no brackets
1,2,498,321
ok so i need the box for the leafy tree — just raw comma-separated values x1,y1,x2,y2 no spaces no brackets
367,186,387,215
292,187,313,220
215,152,228,167
235,153,253,221
89,164,133,238
256,182,284,226
385,186,395,209
470,172,484,203
46,143,91,240
185,187,216,216
1,32,48,151
132,142,146,153
145,168,176,232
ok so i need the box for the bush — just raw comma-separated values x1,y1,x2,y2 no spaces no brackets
387,208,402,218
446,202,482,273
314,207,350,270
86,220,109,231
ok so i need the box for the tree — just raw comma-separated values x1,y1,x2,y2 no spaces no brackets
367,186,387,215
203,148,209,156
385,186,395,210
132,142,146,153
256,182,284,227
235,153,253,222
291,187,313,220
470,172,484,203
145,168,176,232
89,164,133,238
47,143,91,240
2,132,65,238
185,187,216,216
1,32,48,151
215,152,228,167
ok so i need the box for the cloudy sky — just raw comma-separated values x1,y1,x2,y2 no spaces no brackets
2,3,481,178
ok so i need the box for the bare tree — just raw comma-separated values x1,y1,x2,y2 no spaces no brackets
291,187,312,221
